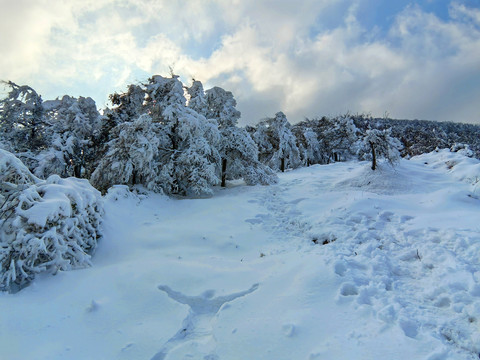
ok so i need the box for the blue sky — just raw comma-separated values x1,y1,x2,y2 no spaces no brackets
1,0,479,124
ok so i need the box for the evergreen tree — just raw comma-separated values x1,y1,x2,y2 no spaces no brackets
0,81,47,157
302,128,324,166
255,112,300,172
145,75,221,196
90,114,162,192
186,80,209,116
193,84,277,186
253,121,274,165
327,115,359,162
97,84,147,160
36,96,101,179
359,128,402,170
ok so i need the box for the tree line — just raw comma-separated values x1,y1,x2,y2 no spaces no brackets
1,76,479,197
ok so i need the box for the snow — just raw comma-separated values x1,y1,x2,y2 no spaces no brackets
1,151,480,359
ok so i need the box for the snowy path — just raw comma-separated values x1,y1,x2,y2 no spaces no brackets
1,151,479,360
236,156,480,359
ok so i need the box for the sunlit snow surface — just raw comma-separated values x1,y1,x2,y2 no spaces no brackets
1,149,480,360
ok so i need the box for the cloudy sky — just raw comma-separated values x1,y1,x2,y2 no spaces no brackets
1,0,479,125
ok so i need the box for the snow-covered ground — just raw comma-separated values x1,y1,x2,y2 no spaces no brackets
1,149,480,360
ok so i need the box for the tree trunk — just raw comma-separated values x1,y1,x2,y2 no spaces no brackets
221,158,227,187
280,158,285,172
132,168,137,185
74,164,81,178
369,141,376,170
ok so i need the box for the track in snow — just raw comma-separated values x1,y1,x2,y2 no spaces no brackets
151,284,259,360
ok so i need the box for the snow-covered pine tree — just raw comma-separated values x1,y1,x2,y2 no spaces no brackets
0,81,47,161
145,75,221,196
90,114,163,192
92,76,221,196
36,96,102,179
359,128,402,170
253,121,274,165
255,112,300,172
96,84,147,160
292,121,326,166
304,116,337,164
191,84,277,186
302,128,324,166
186,80,209,117
327,115,359,162
108,84,146,124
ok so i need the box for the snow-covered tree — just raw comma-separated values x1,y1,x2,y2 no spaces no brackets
36,95,102,179
328,115,359,162
253,122,274,164
91,114,163,192
93,75,222,196
0,82,104,179
107,84,146,124
359,128,402,170
157,107,221,196
293,124,326,166
0,81,47,156
191,83,277,186
0,149,103,292
145,75,221,196
186,80,209,116
255,112,301,172
95,84,147,164
204,86,241,126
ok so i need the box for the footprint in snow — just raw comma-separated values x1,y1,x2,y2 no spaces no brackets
400,215,415,224
334,261,347,277
399,318,419,338
378,211,395,222
339,283,359,297
245,213,270,225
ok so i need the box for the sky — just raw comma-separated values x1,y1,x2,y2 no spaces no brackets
0,0,479,125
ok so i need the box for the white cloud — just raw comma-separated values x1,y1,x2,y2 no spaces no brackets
185,1,480,124
0,0,478,124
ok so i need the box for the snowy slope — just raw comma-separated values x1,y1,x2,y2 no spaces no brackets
1,150,480,360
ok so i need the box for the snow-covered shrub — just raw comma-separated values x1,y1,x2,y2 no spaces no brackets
0,150,103,292
0,149,39,187
450,143,474,158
